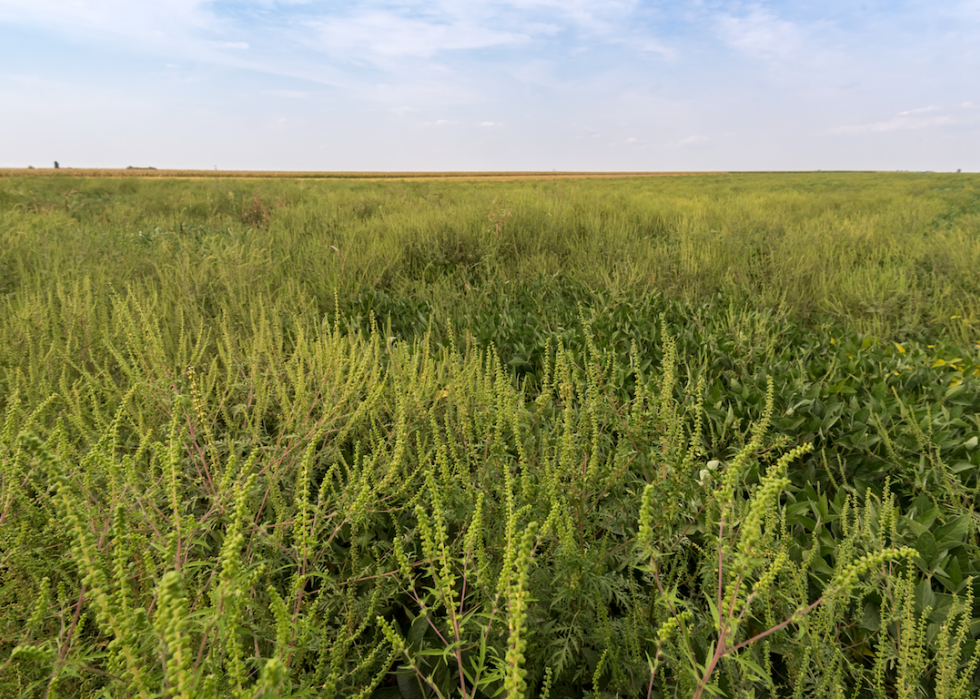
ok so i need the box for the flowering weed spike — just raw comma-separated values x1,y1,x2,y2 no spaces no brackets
155,571,194,699
504,521,538,699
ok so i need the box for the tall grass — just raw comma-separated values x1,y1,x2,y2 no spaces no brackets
2,173,978,340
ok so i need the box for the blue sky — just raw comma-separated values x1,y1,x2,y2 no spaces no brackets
1,0,977,171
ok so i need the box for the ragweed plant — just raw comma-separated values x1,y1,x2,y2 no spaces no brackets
1,172,980,698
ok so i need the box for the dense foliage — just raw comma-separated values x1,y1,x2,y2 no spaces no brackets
0,172,979,698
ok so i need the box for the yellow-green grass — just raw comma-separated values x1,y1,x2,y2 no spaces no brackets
2,171,978,341
0,168,725,180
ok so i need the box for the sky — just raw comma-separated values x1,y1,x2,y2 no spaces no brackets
1,0,978,171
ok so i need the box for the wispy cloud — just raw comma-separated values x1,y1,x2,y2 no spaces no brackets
576,126,602,139
832,110,958,134
714,6,808,61
2,0,978,170
492,0,642,36
897,106,939,116
667,135,707,148
0,0,679,105
305,12,534,59
0,0,220,47
0,0,357,87
630,38,675,58
0,0,674,68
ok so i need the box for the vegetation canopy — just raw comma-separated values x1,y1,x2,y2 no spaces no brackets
0,172,978,698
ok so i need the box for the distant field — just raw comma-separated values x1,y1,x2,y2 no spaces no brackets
0,168,727,180
1,172,979,699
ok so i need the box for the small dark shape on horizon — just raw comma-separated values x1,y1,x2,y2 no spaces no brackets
126,166,158,170
53,161,59,169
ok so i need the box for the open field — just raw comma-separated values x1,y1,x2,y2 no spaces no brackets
0,169,727,181
1,172,979,698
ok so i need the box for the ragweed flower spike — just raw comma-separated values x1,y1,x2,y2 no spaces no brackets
504,522,539,699
638,484,656,551
830,547,916,598
155,571,193,699
657,609,693,643
738,443,812,558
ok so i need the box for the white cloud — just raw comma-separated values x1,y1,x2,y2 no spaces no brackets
0,0,671,69
493,0,641,35
625,136,639,143
832,113,957,134
3,0,979,171
715,7,808,61
0,0,679,117
306,12,532,58
667,135,707,147
0,0,218,44
0,0,357,87
631,39,675,59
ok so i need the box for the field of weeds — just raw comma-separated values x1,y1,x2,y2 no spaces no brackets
1,172,979,698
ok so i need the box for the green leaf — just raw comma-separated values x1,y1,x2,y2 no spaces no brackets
735,656,769,682
911,496,940,528
914,578,936,615
860,603,880,632
945,384,967,400
933,515,971,552
809,557,835,577
901,516,928,539
915,531,941,573
705,596,721,631
942,555,965,592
